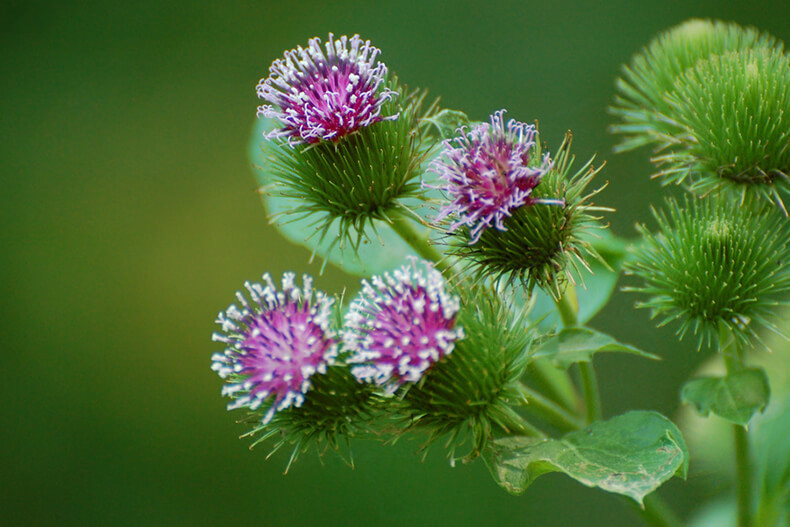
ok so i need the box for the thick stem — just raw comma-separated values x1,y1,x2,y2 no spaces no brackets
518,383,584,433
720,326,753,527
388,214,447,271
733,425,753,527
554,287,579,327
625,494,685,527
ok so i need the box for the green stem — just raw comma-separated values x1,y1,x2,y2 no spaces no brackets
388,214,447,271
518,383,584,433
529,359,583,413
733,425,753,527
720,326,753,527
495,404,547,439
553,286,602,425
578,361,602,425
625,493,685,527
554,287,579,327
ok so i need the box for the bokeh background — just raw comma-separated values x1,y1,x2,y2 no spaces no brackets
3,1,790,526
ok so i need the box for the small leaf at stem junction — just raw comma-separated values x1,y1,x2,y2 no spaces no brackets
681,368,771,427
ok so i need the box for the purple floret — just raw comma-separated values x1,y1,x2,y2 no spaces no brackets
257,33,397,146
431,110,559,243
211,273,338,423
343,259,464,392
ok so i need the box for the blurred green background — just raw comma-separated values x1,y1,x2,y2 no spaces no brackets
3,1,789,526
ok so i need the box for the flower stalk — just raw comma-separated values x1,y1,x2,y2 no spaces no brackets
388,213,448,272
518,383,584,433
721,325,754,527
554,284,602,425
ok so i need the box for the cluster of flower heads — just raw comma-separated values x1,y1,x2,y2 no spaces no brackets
211,273,338,424
343,258,464,393
257,33,397,146
431,110,560,244
212,260,463,424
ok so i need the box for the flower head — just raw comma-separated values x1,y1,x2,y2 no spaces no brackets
431,110,557,244
610,19,779,152
343,258,464,391
435,124,607,297
626,197,790,349
211,273,338,423
655,48,790,211
402,285,536,463
257,33,397,145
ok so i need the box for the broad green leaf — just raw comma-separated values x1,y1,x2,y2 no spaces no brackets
248,117,417,276
681,369,770,426
423,109,469,139
483,410,688,505
522,229,629,330
531,327,659,369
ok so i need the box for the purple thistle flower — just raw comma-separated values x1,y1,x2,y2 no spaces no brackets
431,110,560,244
211,273,338,424
343,258,464,392
256,33,398,146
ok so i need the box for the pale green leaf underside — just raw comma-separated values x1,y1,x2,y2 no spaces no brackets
681,368,770,426
483,410,688,504
423,108,470,140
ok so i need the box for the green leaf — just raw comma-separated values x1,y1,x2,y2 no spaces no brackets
483,410,688,504
524,229,629,330
681,368,771,426
248,117,417,276
531,327,659,369
423,109,469,139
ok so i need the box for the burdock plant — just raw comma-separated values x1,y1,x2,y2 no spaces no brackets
210,23,790,527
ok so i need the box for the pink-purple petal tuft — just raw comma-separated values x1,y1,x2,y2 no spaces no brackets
257,33,398,146
211,273,338,423
343,259,464,392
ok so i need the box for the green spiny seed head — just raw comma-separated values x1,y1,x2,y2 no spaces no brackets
448,131,608,298
263,82,437,248
610,18,779,152
626,196,790,350
654,48,790,211
240,363,379,470
400,284,535,463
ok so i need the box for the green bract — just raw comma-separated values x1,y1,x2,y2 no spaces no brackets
262,82,436,249
655,48,790,210
610,18,778,152
452,132,608,298
401,285,535,463
240,364,378,470
626,197,790,349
